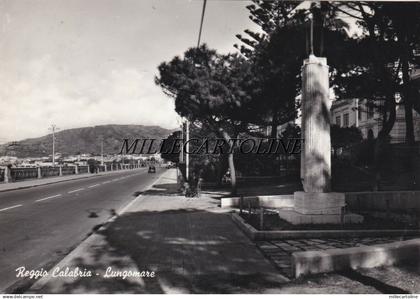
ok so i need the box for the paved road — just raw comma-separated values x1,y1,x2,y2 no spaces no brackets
30,170,289,294
0,167,167,292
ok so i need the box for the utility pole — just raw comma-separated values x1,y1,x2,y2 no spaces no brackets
99,136,104,166
180,122,184,164
196,0,207,48
48,124,59,167
185,120,189,181
184,0,207,182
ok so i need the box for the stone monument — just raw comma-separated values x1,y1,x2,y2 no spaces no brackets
277,56,363,225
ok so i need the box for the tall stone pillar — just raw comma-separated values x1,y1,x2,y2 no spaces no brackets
275,55,363,225
301,55,331,192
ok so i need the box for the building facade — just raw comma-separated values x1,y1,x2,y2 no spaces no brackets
330,98,420,143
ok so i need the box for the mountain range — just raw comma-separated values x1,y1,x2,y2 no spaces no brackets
0,124,175,158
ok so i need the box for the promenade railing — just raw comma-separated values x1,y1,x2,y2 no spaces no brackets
1,162,146,183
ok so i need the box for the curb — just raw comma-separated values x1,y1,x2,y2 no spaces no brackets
28,170,168,293
0,168,147,193
292,238,420,278
231,211,259,240
231,212,420,240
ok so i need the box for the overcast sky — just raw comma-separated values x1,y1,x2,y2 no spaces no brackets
0,0,258,142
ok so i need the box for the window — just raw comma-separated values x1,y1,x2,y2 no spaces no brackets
343,113,349,127
336,115,341,127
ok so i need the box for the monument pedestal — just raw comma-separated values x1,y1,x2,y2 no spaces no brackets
294,191,344,214
277,192,363,225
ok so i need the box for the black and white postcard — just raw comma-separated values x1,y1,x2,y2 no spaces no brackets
1,0,420,297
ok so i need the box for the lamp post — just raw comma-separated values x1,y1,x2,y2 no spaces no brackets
99,136,104,166
48,124,59,167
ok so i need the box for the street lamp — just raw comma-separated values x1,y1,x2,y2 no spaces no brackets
99,136,104,166
48,124,59,167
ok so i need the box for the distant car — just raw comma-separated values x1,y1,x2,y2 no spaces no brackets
148,165,156,173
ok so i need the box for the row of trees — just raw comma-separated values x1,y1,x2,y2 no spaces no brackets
156,1,420,194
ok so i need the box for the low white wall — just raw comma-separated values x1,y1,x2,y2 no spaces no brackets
292,238,420,278
221,195,294,209
345,191,420,212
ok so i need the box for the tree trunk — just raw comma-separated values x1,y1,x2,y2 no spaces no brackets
216,153,228,186
227,151,237,195
221,130,237,195
270,111,278,139
373,95,396,191
412,89,420,115
270,122,278,139
402,50,415,145
378,96,397,139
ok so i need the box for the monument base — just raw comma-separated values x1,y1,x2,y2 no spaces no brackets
276,192,364,225
277,209,364,225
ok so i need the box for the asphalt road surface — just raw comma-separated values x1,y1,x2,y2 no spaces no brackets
0,167,167,292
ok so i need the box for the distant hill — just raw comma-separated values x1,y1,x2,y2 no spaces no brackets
0,124,175,158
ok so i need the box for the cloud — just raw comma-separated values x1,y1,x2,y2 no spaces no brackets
0,55,178,142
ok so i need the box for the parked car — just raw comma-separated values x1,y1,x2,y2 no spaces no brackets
148,165,156,173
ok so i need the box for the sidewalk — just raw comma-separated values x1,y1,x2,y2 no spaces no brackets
29,169,288,294
24,169,420,294
0,168,145,193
